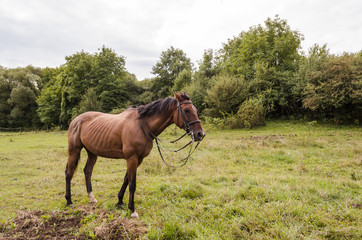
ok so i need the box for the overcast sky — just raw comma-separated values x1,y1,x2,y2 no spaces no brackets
1,0,361,80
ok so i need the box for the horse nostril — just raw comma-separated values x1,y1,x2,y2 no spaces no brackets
197,131,205,139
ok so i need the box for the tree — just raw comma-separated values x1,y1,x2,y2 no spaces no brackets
37,46,138,127
61,46,129,120
219,15,303,115
198,49,218,79
173,69,192,91
92,46,129,111
0,74,12,127
72,88,102,118
0,66,42,128
151,46,192,98
8,84,38,127
180,49,218,114
37,68,63,127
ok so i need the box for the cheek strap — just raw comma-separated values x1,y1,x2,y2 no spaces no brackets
176,101,201,130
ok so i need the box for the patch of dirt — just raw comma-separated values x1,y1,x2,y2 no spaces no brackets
0,206,147,240
351,203,361,209
241,134,297,141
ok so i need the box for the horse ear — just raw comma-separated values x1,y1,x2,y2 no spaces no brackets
173,92,182,102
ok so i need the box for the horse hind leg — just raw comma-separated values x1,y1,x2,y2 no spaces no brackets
84,149,98,204
65,148,81,206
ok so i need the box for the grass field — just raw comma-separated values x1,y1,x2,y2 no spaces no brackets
0,121,361,239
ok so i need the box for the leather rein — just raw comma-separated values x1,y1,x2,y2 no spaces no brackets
139,101,201,168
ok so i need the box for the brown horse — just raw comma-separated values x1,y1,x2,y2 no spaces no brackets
65,92,205,218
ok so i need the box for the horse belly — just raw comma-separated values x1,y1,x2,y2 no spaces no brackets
80,121,125,159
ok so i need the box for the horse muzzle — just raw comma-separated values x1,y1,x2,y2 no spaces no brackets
194,130,206,142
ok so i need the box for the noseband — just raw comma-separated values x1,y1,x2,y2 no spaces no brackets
139,100,201,168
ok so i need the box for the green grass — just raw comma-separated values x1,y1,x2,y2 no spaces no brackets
0,121,361,239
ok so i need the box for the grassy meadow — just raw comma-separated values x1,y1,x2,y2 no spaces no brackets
0,121,361,239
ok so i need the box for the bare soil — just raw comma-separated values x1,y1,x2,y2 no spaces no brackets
0,206,147,239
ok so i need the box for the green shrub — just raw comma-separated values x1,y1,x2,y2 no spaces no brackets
237,97,266,128
302,52,362,123
204,97,266,129
182,80,207,113
205,75,247,117
203,116,226,130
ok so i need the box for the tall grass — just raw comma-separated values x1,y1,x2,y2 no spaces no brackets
0,121,361,239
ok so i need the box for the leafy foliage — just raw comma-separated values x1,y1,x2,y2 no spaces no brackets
151,46,192,99
217,15,303,116
72,88,102,118
37,46,141,127
237,97,266,128
220,15,302,78
0,74,12,127
173,69,192,92
0,66,42,128
8,84,38,127
37,68,63,127
302,52,362,122
205,75,247,117
198,49,219,78
182,80,207,114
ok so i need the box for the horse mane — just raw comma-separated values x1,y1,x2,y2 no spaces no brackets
138,93,190,119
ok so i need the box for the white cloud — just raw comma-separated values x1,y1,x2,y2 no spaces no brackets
0,0,361,79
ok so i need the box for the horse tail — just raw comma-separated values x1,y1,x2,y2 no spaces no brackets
66,116,85,176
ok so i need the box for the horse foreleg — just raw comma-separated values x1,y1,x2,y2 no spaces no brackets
127,156,139,218
116,172,128,208
84,150,98,204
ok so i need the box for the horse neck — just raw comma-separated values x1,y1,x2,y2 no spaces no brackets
144,108,175,137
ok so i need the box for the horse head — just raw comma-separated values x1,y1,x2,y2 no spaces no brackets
173,92,205,142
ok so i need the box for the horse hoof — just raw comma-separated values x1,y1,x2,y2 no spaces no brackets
130,211,139,219
116,203,124,209
88,192,98,204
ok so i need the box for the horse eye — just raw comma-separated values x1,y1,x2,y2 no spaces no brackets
184,109,190,113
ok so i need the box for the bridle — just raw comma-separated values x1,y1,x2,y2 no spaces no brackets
176,101,201,136
139,100,201,168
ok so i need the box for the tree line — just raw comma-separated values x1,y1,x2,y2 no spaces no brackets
0,16,361,129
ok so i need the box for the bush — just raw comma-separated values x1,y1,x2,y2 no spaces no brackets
203,116,227,130
205,75,247,117
182,80,207,113
237,97,266,128
204,96,266,129
302,52,362,123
